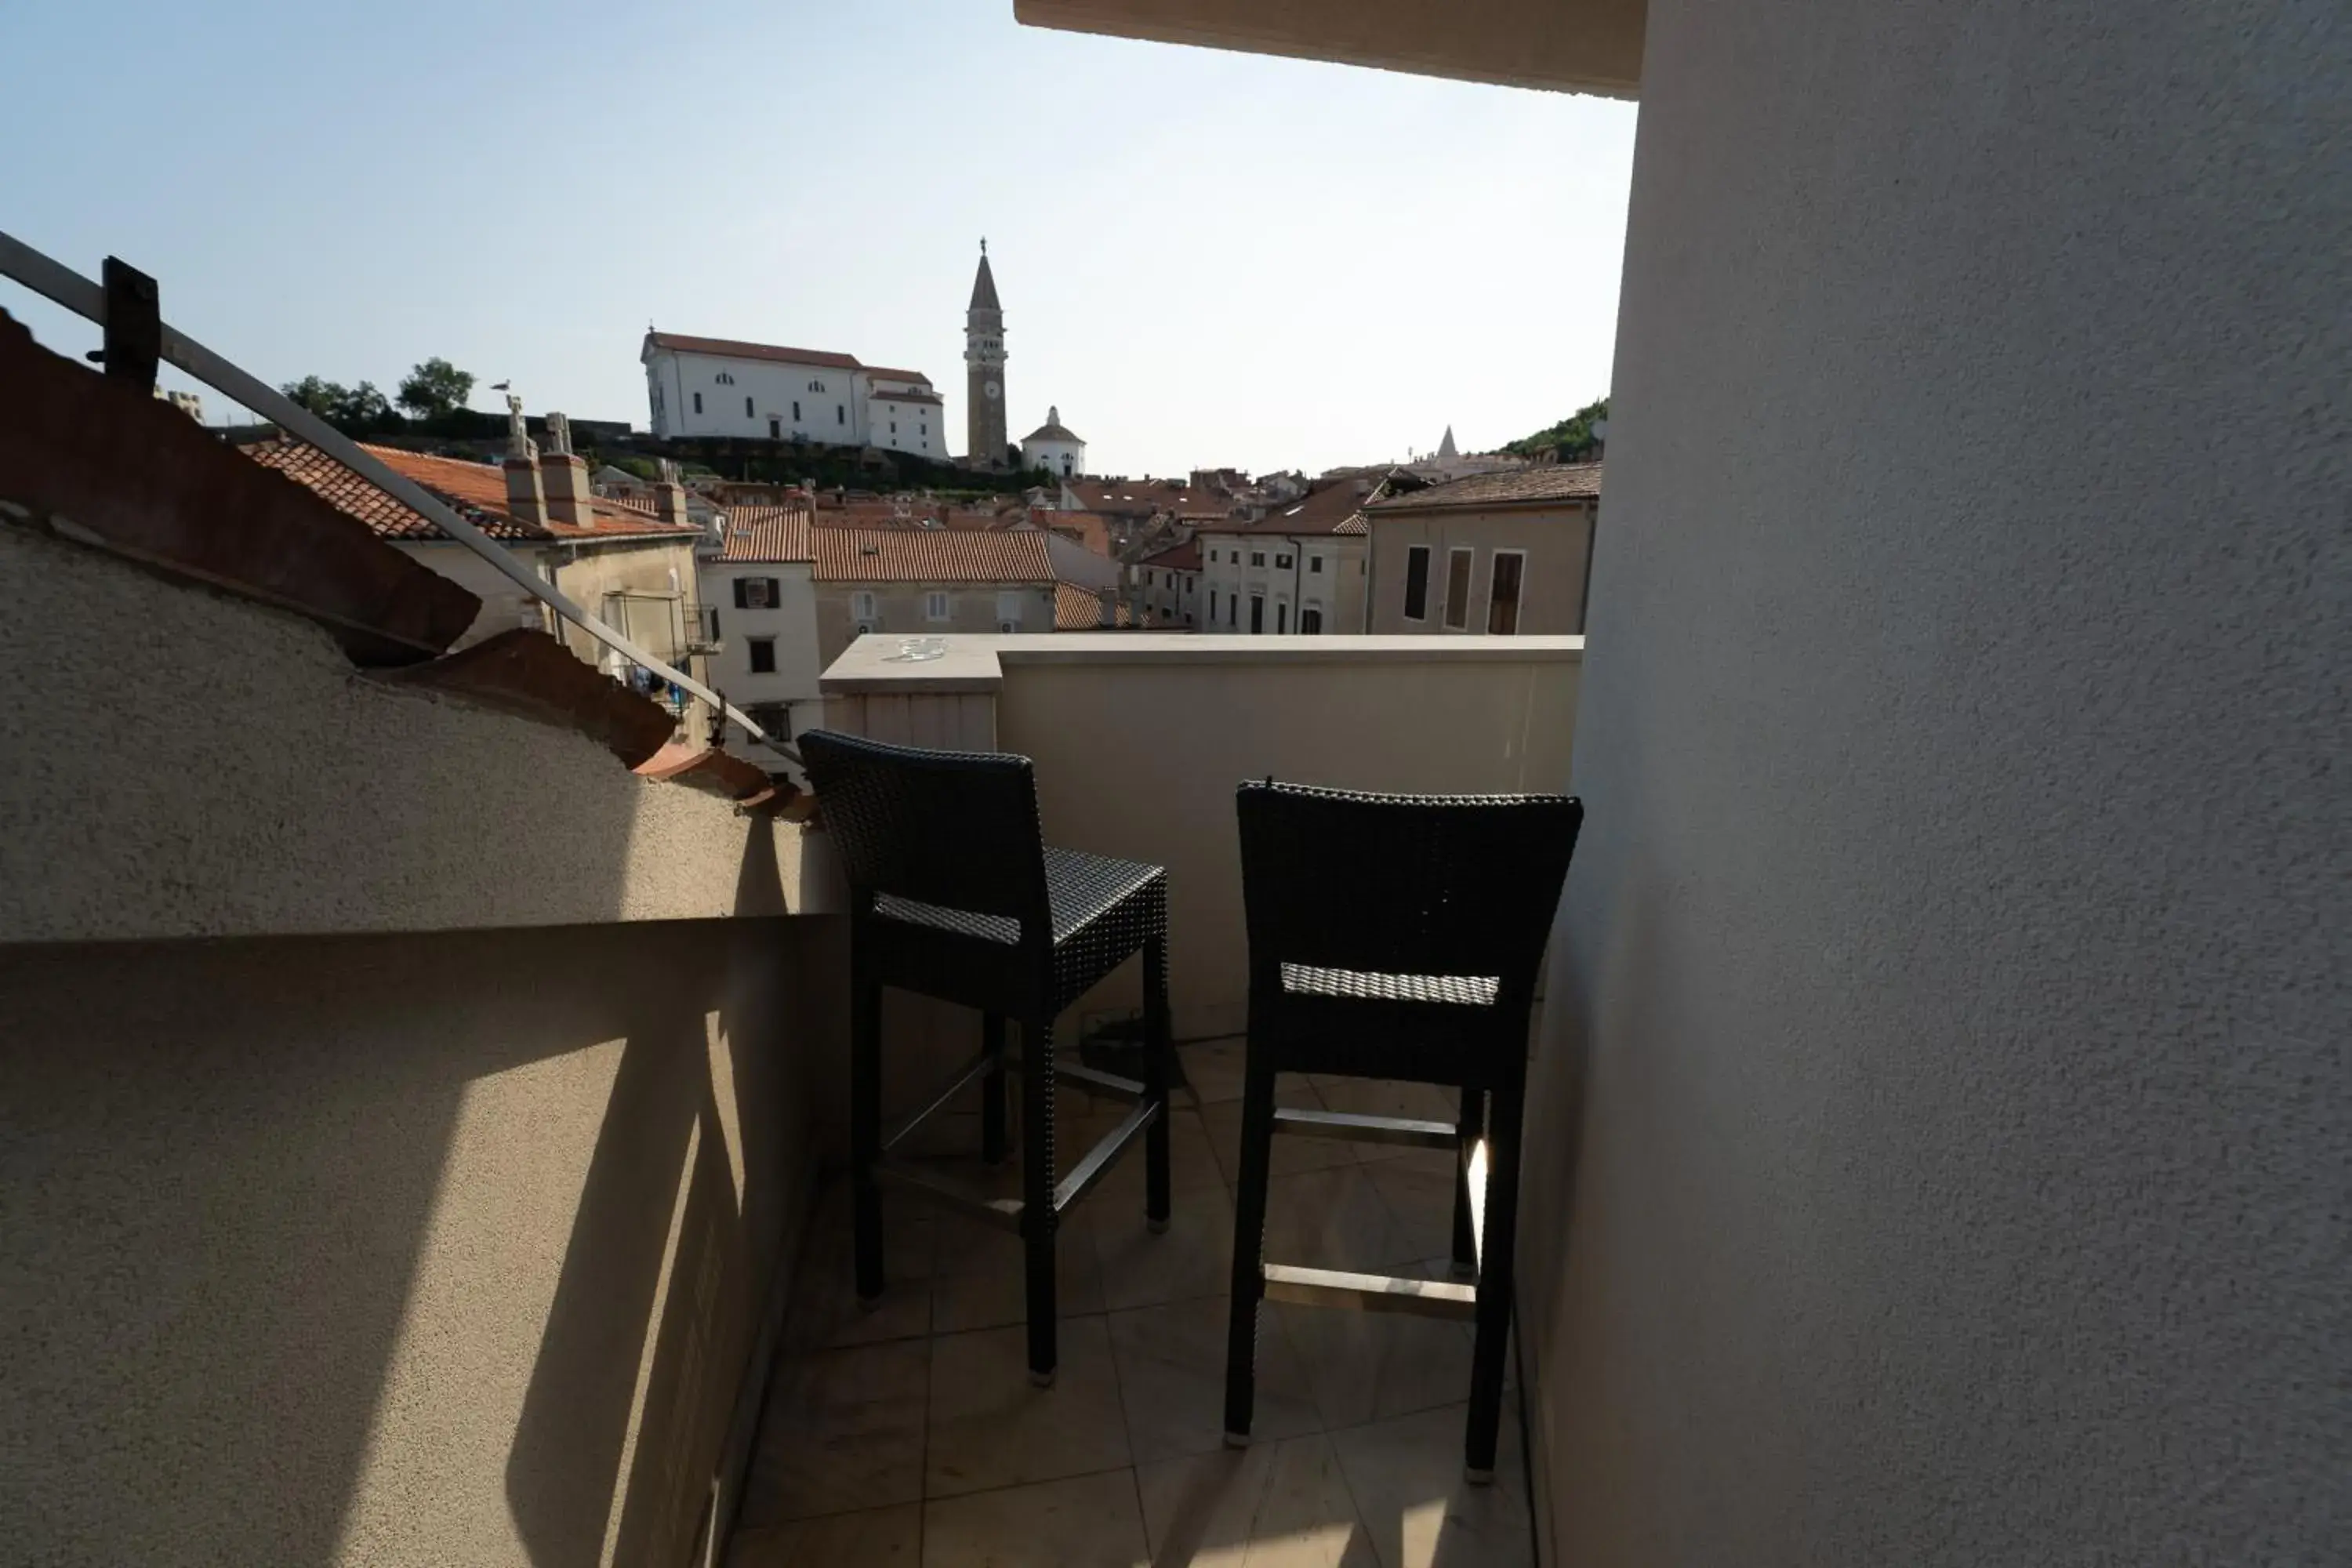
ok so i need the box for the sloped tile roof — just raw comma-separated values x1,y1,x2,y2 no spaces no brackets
715,506,818,564
1368,462,1604,510
862,365,935,385
644,331,862,370
1138,538,1202,571
815,528,1056,583
242,440,704,543
1196,474,1381,537
1056,582,1125,629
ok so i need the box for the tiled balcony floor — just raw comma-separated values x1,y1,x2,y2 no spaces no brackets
728,1040,1534,1567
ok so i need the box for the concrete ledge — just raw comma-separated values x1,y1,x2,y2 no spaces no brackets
820,632,1585,695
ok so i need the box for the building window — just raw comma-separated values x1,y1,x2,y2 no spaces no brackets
716,371,735,385
1443,547,1475,630
1250,595,1265,633
769,417,781,438
1250,550,1265,568
851,590,877,621
996,590,1024,629
837,405,846,425
1301,606,1323,633
745,396,754,418
1229,593,1239,628
1276,554,1292,569
808,379,824,393
692,391,703,414
891,421,897,434
733,575,779,610
924,590,951,622
1403,546,1431,620
921,423,927,434
1488,550,1525,635
1276,601,1287,633
747,637,777,673
1309,554,1323,573
793,401,800,421
1208,590,1218,621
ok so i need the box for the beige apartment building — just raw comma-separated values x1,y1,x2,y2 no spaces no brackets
1193,470,1379,634
1363,463,1602,635
810,528,1107,671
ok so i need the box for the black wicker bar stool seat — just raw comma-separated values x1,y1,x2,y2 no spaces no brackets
800,729,1174,1385
1222,780,1581,1483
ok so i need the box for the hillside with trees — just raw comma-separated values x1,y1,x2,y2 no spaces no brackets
1504,396,1609,463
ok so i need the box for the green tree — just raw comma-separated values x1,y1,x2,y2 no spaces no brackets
396,358,475,420
1504,395,1610,462
278,375,397,430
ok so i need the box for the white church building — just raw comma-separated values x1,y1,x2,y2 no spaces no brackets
641,331,943,458
1020,407,1087,477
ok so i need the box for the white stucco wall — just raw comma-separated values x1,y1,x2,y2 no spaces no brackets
696,560,826,744
1021,435,1084,477
645,349,873,445
1198,533,1363,633
1521,2,2350,1564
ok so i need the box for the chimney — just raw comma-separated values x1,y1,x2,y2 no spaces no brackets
499,393,546,525
537,412,594,528
654,457,690,527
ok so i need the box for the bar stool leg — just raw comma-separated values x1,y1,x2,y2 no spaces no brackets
1451,1088,1486,1279
1142,927,1173,1232
1222,1054,1277,1445
980,1012,1008,1165
850,971,885,1302
1021,1014,1061,1385
1465,1077,1526,1483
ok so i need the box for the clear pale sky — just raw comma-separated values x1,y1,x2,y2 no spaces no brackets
0,2,1635,477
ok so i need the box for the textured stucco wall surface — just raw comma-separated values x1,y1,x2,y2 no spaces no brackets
0,919,829,1567
0,526,805,945
1520,1,2350,1563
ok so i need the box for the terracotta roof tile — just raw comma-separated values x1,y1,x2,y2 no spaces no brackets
244,440,705,543
1196,475,1381,537
862,366,935,385
1138,538,1202,571
1368,462,1604,510
716,506,818,564
815,528,1055,584
1056,582,1121,629
644,331,862,370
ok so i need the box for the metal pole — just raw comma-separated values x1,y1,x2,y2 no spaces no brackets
0,228,797,767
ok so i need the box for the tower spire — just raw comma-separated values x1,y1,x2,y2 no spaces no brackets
965,241,1007,467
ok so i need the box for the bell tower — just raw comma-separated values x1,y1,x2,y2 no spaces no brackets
964,239,1007,469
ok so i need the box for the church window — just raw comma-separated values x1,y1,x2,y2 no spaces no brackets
793,401,800,421
809,379,824,392
692,391,702,414
745,396,754,417
716,371,735,385
837,405,846,425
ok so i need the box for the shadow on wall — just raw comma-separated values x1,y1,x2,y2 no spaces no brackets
0,909,827,1568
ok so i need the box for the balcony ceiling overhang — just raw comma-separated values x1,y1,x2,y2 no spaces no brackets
1013,0,1642,99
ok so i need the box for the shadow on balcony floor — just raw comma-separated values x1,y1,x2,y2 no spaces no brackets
727,1043,1534,1566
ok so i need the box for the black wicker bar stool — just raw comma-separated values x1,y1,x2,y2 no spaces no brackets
1222,779,1581,1480
800,728,1174,1384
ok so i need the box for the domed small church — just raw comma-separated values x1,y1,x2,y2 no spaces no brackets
1021,406,1086,477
